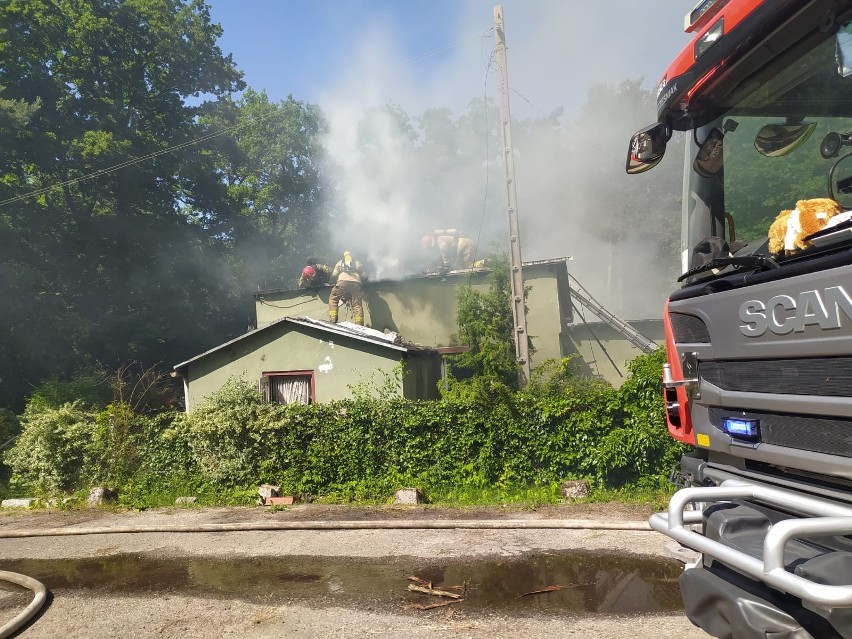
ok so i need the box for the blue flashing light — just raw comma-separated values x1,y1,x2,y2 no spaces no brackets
723,417,760,440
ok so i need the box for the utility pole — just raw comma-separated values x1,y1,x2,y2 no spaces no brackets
493,5,531,386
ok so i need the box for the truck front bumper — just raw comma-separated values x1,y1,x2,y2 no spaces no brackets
652,480,852,638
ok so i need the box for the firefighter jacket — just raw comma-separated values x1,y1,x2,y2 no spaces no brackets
332,255,365,284
436,234,476,270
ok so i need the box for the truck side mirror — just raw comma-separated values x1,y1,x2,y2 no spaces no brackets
626,122,668,174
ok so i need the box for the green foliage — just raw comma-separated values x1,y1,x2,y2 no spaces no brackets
4,366,179,496
2,350,684,506
0,409,20,447
89,403,144,486
0,0,252,411
443,257,521,395
428,482,564,507
528,355,613,396
4,401,98,494
0,409,21,482
590,349,688,487
109,361,182,414
196,88,328,291
178,377,273,487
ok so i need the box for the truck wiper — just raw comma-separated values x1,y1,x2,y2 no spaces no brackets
677,254,779,282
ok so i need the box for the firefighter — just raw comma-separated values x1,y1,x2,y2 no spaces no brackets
298,258,331,288
328,250,366,325
420,229,480,272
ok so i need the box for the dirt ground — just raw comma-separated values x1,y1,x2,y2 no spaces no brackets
0,502,710,638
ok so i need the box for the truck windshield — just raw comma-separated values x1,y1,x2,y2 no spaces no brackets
684,21,852,260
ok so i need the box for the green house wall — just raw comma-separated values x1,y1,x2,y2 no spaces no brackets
181,259,662,402
562,319,665,382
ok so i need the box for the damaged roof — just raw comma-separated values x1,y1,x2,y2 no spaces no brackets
286,316,431,350
173,316,433,373
253,256,572,298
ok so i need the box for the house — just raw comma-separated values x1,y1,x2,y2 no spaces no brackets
173,317,441,412
174,257,662,410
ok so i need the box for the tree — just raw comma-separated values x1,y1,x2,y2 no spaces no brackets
443,257,520,396
0,0,246,410
195,89,328,291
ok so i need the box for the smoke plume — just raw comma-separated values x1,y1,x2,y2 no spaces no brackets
317,1,691,317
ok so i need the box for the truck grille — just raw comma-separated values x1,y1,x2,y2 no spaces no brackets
701,358,852,397
669,313,710,343
709,407,852,458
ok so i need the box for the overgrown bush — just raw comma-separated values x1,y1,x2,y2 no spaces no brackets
2,347,686,504
26,366,112,411
4,363,183,496
443,257,521,394
4,401,98,494
592,349,686,487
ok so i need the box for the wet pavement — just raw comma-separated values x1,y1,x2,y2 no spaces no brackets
0,550,685,615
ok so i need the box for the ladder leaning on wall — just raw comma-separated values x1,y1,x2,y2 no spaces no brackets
567,274,659,354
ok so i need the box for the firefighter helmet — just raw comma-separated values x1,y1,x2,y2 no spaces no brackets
302,265,316,279
420,234,435,249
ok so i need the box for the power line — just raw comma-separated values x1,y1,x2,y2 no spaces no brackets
508,87,550,117
393,27,494,69
0,119,251,208
508,86,608,155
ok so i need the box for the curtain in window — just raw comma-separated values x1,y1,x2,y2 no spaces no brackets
270,375,311,405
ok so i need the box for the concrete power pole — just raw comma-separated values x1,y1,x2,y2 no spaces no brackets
493,5,531,386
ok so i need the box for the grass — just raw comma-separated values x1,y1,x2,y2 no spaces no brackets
0,478,679,512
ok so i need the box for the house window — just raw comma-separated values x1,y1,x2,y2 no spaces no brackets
260,371,315,405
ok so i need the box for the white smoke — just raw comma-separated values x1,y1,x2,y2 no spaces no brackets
317,1,691,314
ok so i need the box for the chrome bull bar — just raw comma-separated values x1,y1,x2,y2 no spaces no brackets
649,479,852,607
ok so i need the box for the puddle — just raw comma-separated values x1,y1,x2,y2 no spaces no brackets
0,551,685,615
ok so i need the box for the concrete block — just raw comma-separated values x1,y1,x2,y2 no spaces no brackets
87,486,118,506
560,480,590,500
1,498,36,509
257,484,281,505
393,488,423,504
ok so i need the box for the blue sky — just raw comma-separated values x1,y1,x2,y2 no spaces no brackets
206,1,694,119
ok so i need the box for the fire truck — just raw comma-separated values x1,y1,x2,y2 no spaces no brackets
627,1,852,637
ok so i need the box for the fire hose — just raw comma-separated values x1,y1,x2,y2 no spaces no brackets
0,571,46,639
